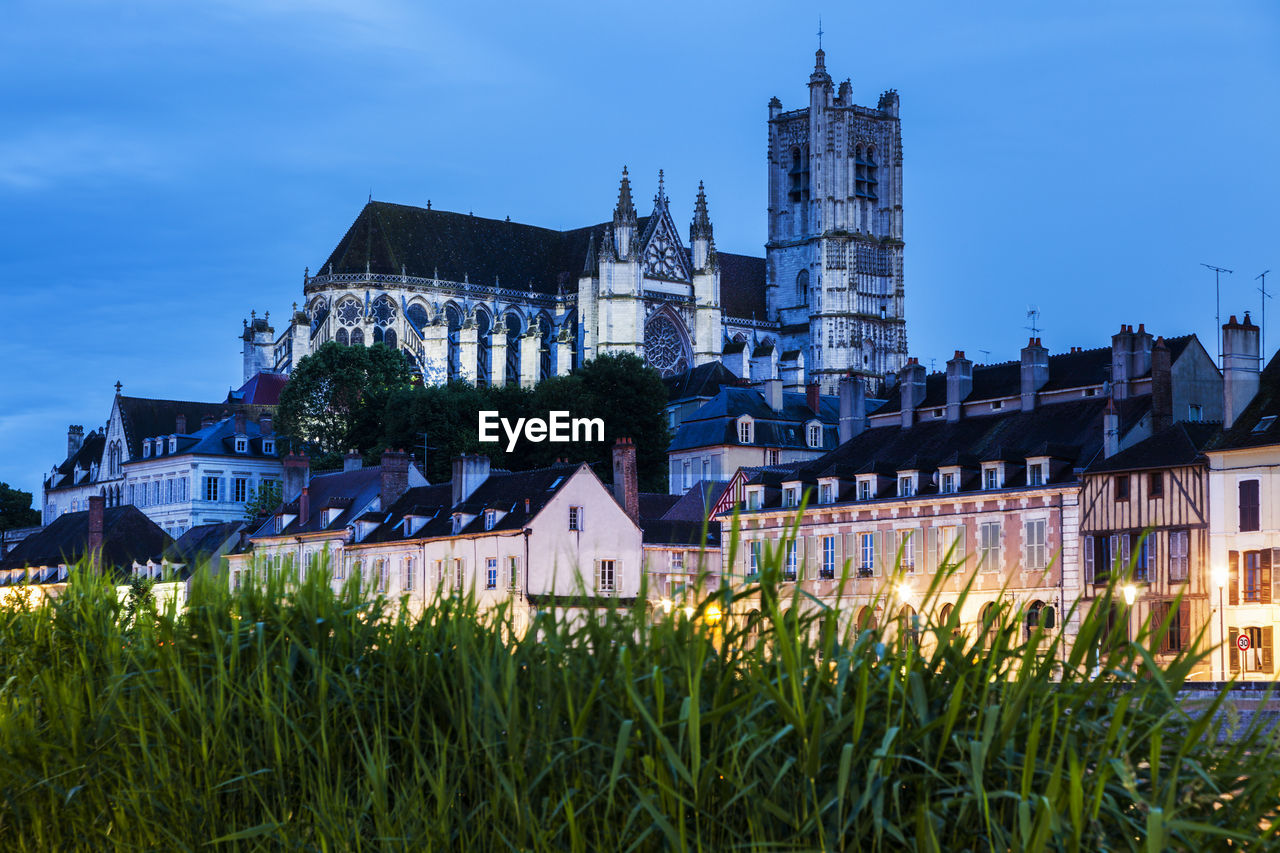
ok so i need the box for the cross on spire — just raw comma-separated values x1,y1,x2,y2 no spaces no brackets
817,15,823,50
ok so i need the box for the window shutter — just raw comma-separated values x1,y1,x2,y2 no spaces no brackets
1229,550,1240,606
879,530,889,574
670,459,681,492
1265,627,1274,674
1229,627,1240,673
927,527,939,573
1262,550,1273,605
1178,600,1190,652
1083,536,1094,584
593,560,601,594
1148,535,1157,577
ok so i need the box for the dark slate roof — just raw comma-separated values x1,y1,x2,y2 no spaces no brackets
661,481,731,522
255,466,387,537
638,493,681,521
228,372,288,405
318,200,767,314
763,396,1138,493
669,387,839,452
1208,351,1280,451
663,361,741,402
875,336,1196,414
359,463,584,544
0,506,171,576
164,522,247,572
1087,422,1219,474
118,396,274,460
133,415,281,465
49,431,106,491
642,519,721,547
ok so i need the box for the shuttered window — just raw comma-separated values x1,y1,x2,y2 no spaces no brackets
1229,550,1239,606
1157,600,1190,653
1024,520,1047,570
1240,480,1261,532
1168,531,1189,582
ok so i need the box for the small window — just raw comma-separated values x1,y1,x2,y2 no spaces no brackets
597,559,616,593
747,490,761,510
1027,464,1043,487
858,480,871,501
169,437,177,453
1084,387,1098,397
820,483,832,504
142,440,151,458
1188,404,1203,422
820,536,835,579
508,556,520,590
263,440,275,455
783,487,797,508
452,514,463,534
766,448,780,466
991,400,1003,411
984,468,999,490
670,551,684,573
1254,415,1277,434
807,423,822,448
1240,480,1261,532
1148,472,1163,498
484,509,495,530
235,437,248,453
898,476,913,497
1169,530,1189,582
1114,475,1130,502
738,419,753,444
941,473,955,494
485,558,498,590
569,505,582,531
783,541,798,581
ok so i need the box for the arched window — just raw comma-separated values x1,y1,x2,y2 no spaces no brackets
745,609,762,644
857,605,878,632
475,309,492,385
899,604,919,647
384,328,397,349
406,302,430,330
981,602,999,649
372,326,384,344
336,328,349,346
445,304,462,381
371,293,397,326
538,316,552,381
796,269,809,307
504,313,522,385
350,327,364,346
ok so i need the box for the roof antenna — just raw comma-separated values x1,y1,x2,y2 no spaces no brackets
368,190,372,204
1025,305,1042,337
1202,263,1234,366
1258,270,1272,362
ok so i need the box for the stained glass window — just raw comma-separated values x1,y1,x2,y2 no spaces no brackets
643,313,689,377
335,297,362,327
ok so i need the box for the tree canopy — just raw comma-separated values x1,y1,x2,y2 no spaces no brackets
276,342,414,469
0,483,39,531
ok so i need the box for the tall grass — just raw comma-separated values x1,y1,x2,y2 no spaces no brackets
0,547,1276,851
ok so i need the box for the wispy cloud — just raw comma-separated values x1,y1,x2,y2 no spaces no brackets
0,124,175,191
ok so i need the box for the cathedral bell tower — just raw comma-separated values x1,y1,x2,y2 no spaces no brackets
766,47,906,395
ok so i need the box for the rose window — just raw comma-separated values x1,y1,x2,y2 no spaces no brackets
644,314,689,377
372,294,397,326
335,297,362,327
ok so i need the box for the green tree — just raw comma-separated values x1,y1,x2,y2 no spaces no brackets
574,353,671,492
243,480,284,521
0,482,39,531
276,342,413,468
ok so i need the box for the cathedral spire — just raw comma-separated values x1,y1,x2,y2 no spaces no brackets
690,180,712,242
583,231,598,274
654,168,667,209
614,166,637,225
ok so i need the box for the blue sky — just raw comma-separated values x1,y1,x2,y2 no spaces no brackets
1,1,1277,504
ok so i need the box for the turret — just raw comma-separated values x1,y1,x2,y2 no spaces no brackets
690,181,713,272
612,166,637,259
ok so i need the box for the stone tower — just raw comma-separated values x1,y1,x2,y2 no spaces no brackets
766,48,905,394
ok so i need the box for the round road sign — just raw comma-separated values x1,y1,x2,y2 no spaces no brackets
1237,633,1251,652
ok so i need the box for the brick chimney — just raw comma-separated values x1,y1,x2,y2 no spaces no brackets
838,374,867,443
298,486,310,526
946,351,972,423
1020,337,1049,411
1151,336,1173,433
87,495,104,571
1224,313,1261,429
259,413,272,435
282,453,310,503
201,414,216,430
380,449,410,510
898,358,926,428
175,414,186,434
806,382,821,415
67,425,84,458
344,449,362,472
612,437,639,522
233,411,246,435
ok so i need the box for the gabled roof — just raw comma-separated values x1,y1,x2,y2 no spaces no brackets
49,431,106,490
164,522,248,571
0,506,170,576
660,481,731,522
256,466,387,537
1088,421,1219,473
117,396,273,460
669,387,839,452
664,361,742,402
1210,351,1280,451
132,415,279,464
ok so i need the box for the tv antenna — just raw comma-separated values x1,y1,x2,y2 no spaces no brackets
978,349,991,363
1025,305,1042,337
1202,263,1234,365
1258,270,1272,362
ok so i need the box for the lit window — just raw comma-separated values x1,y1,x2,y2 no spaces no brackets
1169,530,1189,582
859,533,875,576
749,541,761,575
508,556,520,590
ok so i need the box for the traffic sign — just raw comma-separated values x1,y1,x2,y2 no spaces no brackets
1237,633,1251,652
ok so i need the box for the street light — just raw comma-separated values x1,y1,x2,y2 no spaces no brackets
705,603,723,625
1122,583,1137,644
1212,563,1229,680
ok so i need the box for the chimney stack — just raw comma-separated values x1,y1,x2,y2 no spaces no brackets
945,351,973,423
175,414,186,434
611,437,639,522
838,374,867,443
87,495,104,571
451,455,491,506
1111,324,1135,400
1020,337,1050,411
298,486,310,526
898,358,926,428
201,414,216,430
343,450,363,472
380,449,410,510
282,453,310,503
806,382,821,415
1102,398,1120,458
1151,336,1173,433
233,411,246,435
1224,313,1261,429
764,377,783,413
1131,323,1153,379
259,413,272,435
67,425,84,458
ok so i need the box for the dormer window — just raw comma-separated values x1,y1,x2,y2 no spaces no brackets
484,509,496,530
235,437,248,453
941,472,957,494
857,478,873,501
806,421,822,449
746,488,762,510
169,436,177,454
142,440,151,459
452,513,464,534
783,486,798,508
898,475,915,497
1026,461,1045,487
983,467,1001,490
263,439,275,455
819,480,835,504
738,417,754,444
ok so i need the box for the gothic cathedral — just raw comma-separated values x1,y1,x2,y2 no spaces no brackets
244,50,906,396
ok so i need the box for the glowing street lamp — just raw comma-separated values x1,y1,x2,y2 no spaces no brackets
704,603,723,625
1122,583,1138,606
1122,583,1138,645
